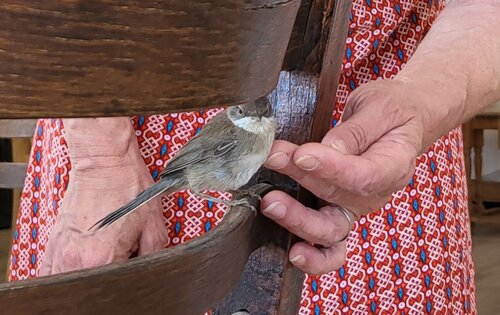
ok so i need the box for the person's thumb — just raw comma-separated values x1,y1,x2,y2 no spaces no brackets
322,87,396,155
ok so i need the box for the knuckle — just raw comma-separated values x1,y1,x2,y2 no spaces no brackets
318,185,339,202
60,247,80,267
288,217,307,232
382,100,408,123
344,121,371,152
321,213,341,247
322,239,338,248
356,174,380,196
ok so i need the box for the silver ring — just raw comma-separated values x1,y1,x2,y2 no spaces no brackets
337,206,354,242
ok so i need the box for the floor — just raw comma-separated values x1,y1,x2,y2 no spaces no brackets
0,225,499,313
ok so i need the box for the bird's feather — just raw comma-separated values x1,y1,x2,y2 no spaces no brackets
89,176,181,230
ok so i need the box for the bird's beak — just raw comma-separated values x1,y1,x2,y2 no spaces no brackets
260,101,273,118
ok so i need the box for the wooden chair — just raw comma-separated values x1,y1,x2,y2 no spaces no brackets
463,100,500,226
0,120,36,190
0,1,352,314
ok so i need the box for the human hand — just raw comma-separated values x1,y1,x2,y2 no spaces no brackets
261,79,428,275
40,118,168,276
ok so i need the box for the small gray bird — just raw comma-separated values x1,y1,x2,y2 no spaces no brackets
90,97,276,230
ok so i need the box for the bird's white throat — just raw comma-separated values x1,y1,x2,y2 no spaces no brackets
232,116,276,135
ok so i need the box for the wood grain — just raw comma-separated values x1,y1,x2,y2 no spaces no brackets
1,229,12,283
0,162,27,189
213,1,352,313
213,72,319,315
0,120,36,138
0,0,300,118
0,1,351,314
0,185,282,315
282,0,313,70
309,0,351,144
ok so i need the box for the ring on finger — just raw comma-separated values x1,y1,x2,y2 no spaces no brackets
337,206,355,242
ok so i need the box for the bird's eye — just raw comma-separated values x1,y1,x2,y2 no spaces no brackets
238,107,244,115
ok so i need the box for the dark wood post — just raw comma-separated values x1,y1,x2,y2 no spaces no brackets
213,1,352,314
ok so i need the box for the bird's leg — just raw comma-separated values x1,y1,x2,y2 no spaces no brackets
195,192,258,216
228,189,260,216
231,188,263,202
194,192,234,207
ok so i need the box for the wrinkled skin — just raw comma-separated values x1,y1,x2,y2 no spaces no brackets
261,79,424,275
259,0,500,275
40,118,167,276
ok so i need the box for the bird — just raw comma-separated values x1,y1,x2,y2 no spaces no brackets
89,97,276,230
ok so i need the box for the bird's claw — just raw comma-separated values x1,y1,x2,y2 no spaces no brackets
236,188,263,202
230,198,258,216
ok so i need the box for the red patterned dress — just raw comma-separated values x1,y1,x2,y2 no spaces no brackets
9,0,476,314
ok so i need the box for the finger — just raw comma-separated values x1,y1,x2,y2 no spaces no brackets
261,191,350,247
322,87,408,155
138,212,168,256
293,138,413,197
264,140,300,172
292,142,381,196
51,239,82,274
264,140,334,191
289,241,347,275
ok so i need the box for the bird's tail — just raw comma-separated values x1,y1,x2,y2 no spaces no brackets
89,179,176,231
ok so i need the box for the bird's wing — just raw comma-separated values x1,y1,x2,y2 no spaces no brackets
159,129,238,177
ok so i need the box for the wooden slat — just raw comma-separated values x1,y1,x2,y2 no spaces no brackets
0,162,27,189
0,185,286,315
213,1,352,314
0,119,36,138
11,138,31,231
282,0,313,70
474,180,500,202
0,0,301,118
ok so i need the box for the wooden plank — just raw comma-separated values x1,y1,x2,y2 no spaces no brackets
0,0,301,118
282,0,313,70
474,180,500,202
1,229,12,283
0,120,36,138
471,212,500,225
213,71,317,315
0,186,285,315
11,138,31,228
310,0,352,144
471,117,500,130
297,0,343,73
0,162,27,189
213,1,352,314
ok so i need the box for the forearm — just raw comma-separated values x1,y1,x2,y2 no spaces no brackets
395,0,500,151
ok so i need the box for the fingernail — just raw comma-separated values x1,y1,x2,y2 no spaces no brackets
295,155,319,170
330,141,348,154
262,201,287,219
290,255,306,266
265,152,289,169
